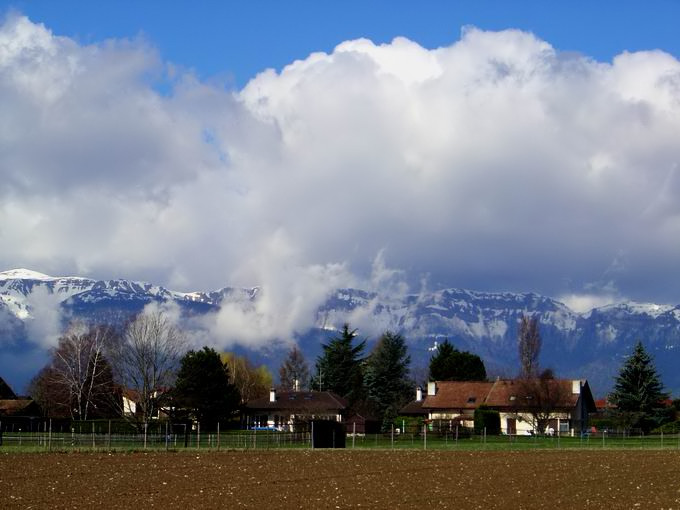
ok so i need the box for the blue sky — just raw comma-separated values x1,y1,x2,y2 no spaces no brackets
2,1,680,346
8,1,680,87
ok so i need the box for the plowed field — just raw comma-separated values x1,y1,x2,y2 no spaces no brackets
2,449,680,509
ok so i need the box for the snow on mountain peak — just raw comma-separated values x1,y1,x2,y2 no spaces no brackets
0,268,55,281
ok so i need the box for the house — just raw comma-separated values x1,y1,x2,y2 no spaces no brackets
401,378,596,435
245,388,347,432
0,399,42,418
120,387,171,420
0,376,43,431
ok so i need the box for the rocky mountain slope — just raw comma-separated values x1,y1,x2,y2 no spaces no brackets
2,269,679,396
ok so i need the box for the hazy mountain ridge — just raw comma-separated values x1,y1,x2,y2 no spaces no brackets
1,269,680,396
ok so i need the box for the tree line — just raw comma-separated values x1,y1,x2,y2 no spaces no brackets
24,310,677,435
28,311,274,431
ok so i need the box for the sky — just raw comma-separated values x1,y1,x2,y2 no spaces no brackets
1,1,680,344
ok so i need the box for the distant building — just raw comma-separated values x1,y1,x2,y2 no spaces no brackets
401,378,596,435
245,389,347,432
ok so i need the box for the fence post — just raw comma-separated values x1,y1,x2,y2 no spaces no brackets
165,421,169,451
48,419,52,451
391,424,394,450
197,422,201,449
352,422,356,449
144,422,148,449
310,421,314,449
217,422,220,451
108,420,111,450
92,422,95,449
423,423,427,450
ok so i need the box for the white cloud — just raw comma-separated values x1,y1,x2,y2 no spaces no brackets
2,15,680,346
23,286,62,348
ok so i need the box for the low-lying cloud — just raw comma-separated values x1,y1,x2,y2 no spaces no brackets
2,14,680,346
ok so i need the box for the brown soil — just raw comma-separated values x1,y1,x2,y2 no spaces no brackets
1,449,680,509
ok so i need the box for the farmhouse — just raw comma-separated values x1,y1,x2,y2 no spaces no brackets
401,378,596,435
245,388,347,431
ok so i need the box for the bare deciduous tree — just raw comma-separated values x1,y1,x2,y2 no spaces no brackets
35,322,117,420
278,346,310,391
518,315,541,378
517,369,570,434
110,311,185,427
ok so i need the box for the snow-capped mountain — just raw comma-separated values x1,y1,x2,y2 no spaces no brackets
2,268,680,396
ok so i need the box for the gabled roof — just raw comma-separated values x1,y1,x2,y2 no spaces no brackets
424,381,495,410
245,391,348,412
485,379,583,409
0,376,17,399
404,378,597,414
399,399,427,416
0,399,41,417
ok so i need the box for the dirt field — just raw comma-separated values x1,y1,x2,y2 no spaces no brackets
1,449,680,509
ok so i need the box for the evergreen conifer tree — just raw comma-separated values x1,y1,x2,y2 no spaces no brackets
173,347,240,430
428,339,486,381
312,324,365,404
364,331,412,430
609,341,668,432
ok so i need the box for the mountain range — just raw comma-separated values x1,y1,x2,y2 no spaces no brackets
2,268,679,397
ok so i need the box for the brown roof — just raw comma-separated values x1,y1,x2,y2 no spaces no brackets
245,391,348,412
417,379,596,413
399,399,427,415
485,379,580,409
423,381,495,410
0,399,41,416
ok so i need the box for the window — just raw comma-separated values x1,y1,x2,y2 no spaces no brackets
467,397,476,404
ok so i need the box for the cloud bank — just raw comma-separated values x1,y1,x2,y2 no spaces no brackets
2,14,680,345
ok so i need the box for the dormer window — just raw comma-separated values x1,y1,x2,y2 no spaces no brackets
467,396,476,404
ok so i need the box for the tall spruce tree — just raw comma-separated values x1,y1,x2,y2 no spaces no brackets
173,347,241,430
364,331,412,430
609,341,668,432
428,339,486,381
312,324,365,404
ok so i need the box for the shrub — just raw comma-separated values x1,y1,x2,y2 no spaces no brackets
652,420,680,434
474,405,500,435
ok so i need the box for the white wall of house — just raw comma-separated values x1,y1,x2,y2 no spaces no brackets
122,395,136,416
253,412,343,431
427,410,575,436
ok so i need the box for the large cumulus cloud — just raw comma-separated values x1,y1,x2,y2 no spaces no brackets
2,14,680,346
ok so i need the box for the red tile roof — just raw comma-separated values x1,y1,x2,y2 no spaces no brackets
423,381,494,410
406,378,596,413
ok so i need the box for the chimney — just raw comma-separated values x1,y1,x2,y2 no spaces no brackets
572,380,581,395
416,386,423,402
427,381,437,396
293,379,300,392
269,388,276,403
